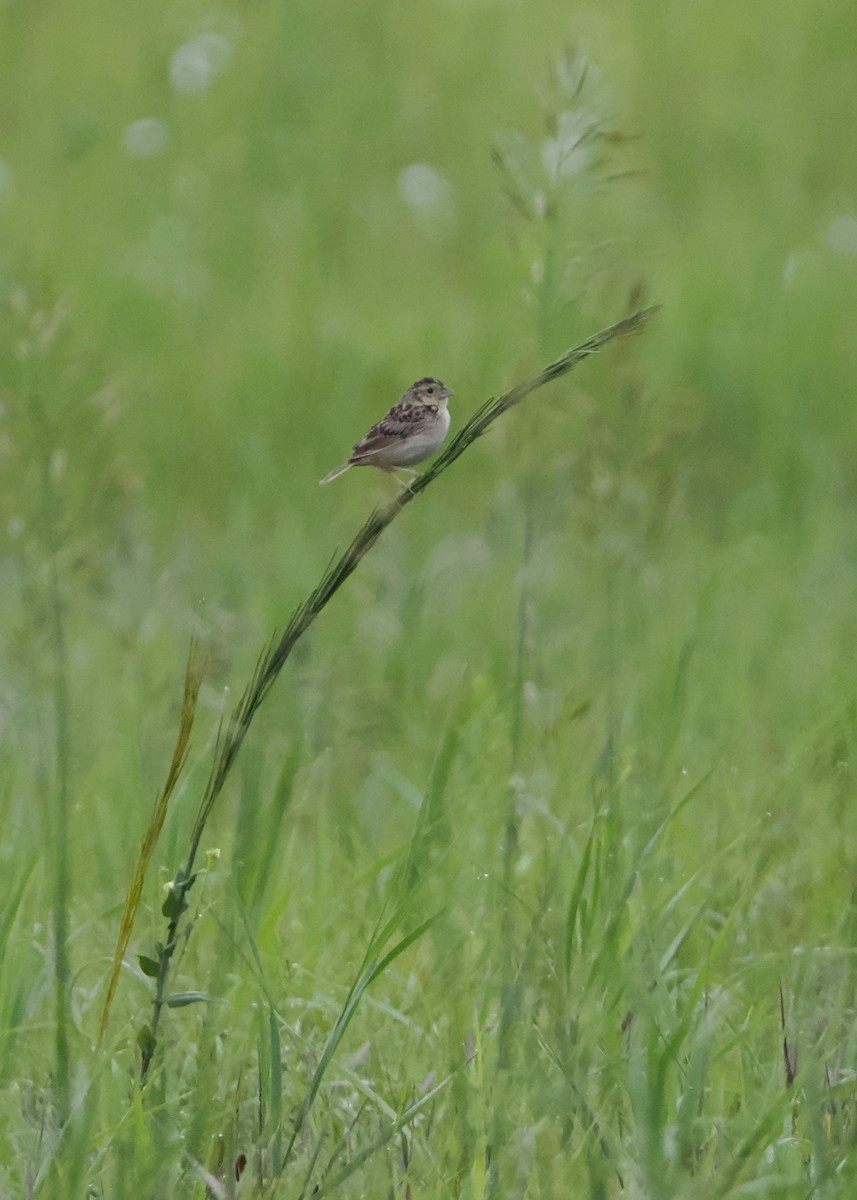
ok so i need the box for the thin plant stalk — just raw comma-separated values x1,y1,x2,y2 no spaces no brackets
99,645,206,1040
47,552,71,1120
139,305,659,1080
32,389,73,1121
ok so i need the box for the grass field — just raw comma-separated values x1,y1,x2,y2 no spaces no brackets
2,0,857,1195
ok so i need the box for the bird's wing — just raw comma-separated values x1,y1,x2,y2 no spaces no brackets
351,401,426,459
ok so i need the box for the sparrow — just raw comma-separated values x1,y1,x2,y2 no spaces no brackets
320,377,453,485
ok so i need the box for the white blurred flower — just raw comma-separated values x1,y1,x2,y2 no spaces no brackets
827,215,857,257
397,162,453,219
169,33,233,95
122,117,169,158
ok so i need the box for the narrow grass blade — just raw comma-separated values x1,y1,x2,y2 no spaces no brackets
278,913,439,1176
639,769,713,864
309,1073,454,1198
98,643,206,1038
401,725,458,892
563,818,596,977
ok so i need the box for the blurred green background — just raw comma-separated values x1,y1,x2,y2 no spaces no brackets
2,0,857,1194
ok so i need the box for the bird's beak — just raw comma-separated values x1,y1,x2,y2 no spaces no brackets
441,387,453,399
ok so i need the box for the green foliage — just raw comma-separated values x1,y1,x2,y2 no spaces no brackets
2,1,857,1197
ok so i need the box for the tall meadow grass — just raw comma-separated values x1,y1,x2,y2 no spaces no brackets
2,1,857,1196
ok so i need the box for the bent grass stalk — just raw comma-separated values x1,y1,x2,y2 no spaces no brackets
99,646,206,1039
119,305,658,1081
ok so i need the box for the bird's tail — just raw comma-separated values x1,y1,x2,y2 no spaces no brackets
319,461,352,485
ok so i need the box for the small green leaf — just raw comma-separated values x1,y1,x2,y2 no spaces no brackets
165,991,220,1008
161,872,201,919
161,887,184,919
138,954,160,978
136,1024,155,1057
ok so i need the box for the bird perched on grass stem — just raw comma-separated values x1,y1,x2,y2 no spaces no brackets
320,377,453,485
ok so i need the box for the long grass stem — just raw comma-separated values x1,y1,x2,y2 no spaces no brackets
140,305,658,1079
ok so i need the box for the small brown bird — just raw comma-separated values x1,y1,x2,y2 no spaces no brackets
320,377,453,485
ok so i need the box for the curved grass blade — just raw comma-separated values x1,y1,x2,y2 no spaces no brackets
98,643,206,1038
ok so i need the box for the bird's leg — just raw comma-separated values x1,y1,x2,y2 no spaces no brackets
393,467,418,490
